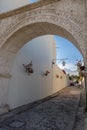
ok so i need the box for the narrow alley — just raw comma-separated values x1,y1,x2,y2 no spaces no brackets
0,87,84,130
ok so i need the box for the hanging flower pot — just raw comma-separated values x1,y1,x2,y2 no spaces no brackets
45,70,50,76
56,75,59,78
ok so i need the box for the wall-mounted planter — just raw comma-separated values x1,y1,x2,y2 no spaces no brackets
23,61,34,75
56,74,59,78
42,70,50,77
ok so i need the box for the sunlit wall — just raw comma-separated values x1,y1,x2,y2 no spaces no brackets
0,0,29,13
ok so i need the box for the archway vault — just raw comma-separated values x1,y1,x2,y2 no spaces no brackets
0,5,86,57
2,22,82,52
0,21,84,75
0,21,85,110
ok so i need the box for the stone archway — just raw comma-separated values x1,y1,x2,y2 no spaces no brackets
0,22,84,76
0,22,84,111
0,0,86,112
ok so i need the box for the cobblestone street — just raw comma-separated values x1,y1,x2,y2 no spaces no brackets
0,87,82,130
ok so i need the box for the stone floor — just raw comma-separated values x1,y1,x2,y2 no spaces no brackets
85,113,87,130
0,87,82,130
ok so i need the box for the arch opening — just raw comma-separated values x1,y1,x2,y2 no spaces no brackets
2,22,83,54
7,34,84,109
0,22,85,111
1,22,84,74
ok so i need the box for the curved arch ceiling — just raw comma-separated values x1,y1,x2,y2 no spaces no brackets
2,22,82,57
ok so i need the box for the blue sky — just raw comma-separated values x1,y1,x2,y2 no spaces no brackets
54,35,83,75
29,0,38,3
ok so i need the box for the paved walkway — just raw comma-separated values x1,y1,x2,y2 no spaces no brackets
72,88,85,130
0,87,81,130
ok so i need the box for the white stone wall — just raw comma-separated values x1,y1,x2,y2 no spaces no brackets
0,0,29,13
52,65,67,94
7,35,67,109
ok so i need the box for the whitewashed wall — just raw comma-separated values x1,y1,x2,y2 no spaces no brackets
0,0,29,13
52,65,67,94
7,35,67,109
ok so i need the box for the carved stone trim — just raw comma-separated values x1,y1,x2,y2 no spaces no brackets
0,0,86,59
0,13,85,52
